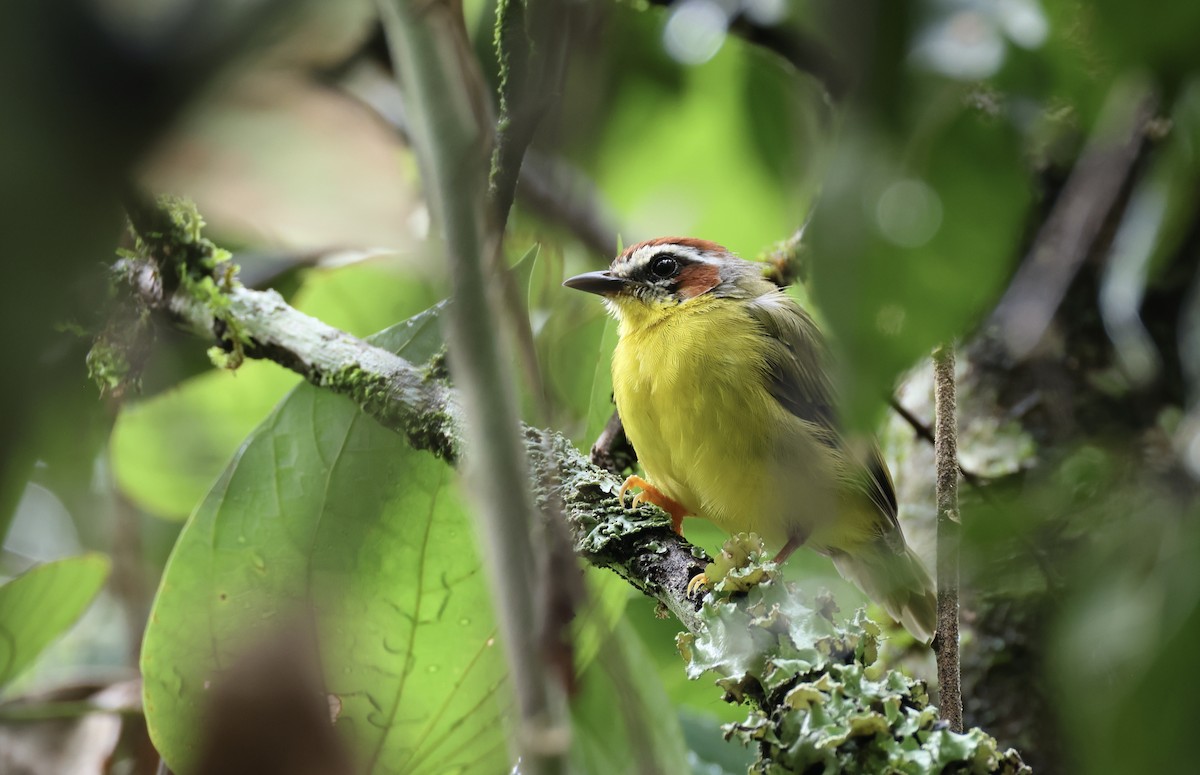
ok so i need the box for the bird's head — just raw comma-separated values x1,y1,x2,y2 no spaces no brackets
563,237,772,328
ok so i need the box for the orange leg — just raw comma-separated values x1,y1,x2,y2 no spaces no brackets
619,475,689,535
772,532,807,565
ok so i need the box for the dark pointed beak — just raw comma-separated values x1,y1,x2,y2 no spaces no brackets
562,270,630,297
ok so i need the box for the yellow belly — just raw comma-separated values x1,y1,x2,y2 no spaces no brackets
612,297,855,551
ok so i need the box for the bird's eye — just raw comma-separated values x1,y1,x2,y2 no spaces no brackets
649,254,679,279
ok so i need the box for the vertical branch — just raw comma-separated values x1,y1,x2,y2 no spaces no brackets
376,2,566,773
933,344,963,732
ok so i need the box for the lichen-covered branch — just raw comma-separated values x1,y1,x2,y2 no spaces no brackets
118,254,462,461
113,214,705,629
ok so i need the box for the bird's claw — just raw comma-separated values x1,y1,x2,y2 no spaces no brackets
618,475,689,535
618,475,650,509
686,572,709,598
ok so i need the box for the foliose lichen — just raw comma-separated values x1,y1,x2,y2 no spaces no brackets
680,577,1031,774
704,532,777,594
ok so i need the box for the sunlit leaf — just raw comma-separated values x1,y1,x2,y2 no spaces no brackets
538,299,609,439
141,306,511,775
510,243,541,299
111,361,299,520
290,258,441,339
0,554,110,689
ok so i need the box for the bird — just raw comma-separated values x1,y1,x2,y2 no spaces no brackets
563,237,937,642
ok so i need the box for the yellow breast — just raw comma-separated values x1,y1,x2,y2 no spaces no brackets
611,295,836,548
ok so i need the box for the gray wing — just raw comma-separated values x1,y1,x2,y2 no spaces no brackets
744,292,900,532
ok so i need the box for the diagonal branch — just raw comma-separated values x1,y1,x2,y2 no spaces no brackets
116,251,708,631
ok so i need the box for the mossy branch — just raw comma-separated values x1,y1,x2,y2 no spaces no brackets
108,199,1027,773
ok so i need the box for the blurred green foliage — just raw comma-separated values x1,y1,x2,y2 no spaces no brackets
3,0,1200,773
0,555,110,690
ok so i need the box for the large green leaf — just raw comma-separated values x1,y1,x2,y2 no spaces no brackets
0,554,110,690
141,306,511,774
289,259,441,339
110,361,299,519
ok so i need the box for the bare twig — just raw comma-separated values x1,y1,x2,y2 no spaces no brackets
517,152,620,257
890,399,1067,595
339,61,621,258
889,397,987,488
644,0,847,101
932,344,962,732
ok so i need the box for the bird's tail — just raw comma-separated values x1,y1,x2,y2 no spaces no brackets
831,541,937,643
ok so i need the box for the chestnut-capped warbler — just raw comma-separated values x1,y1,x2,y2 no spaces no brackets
564,237,937,642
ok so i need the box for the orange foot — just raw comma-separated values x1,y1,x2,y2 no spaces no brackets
619,475,689,535
686,572,709,598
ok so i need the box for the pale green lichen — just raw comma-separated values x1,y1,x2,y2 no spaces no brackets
678,579,1030,774
704,532,777,594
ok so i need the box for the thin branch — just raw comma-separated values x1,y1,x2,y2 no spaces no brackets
644,0,848,101
889,397,987,489
516,152,620,257
890,395,1066,594
338,58,621,259
932,344,962,733
0,700,143,723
